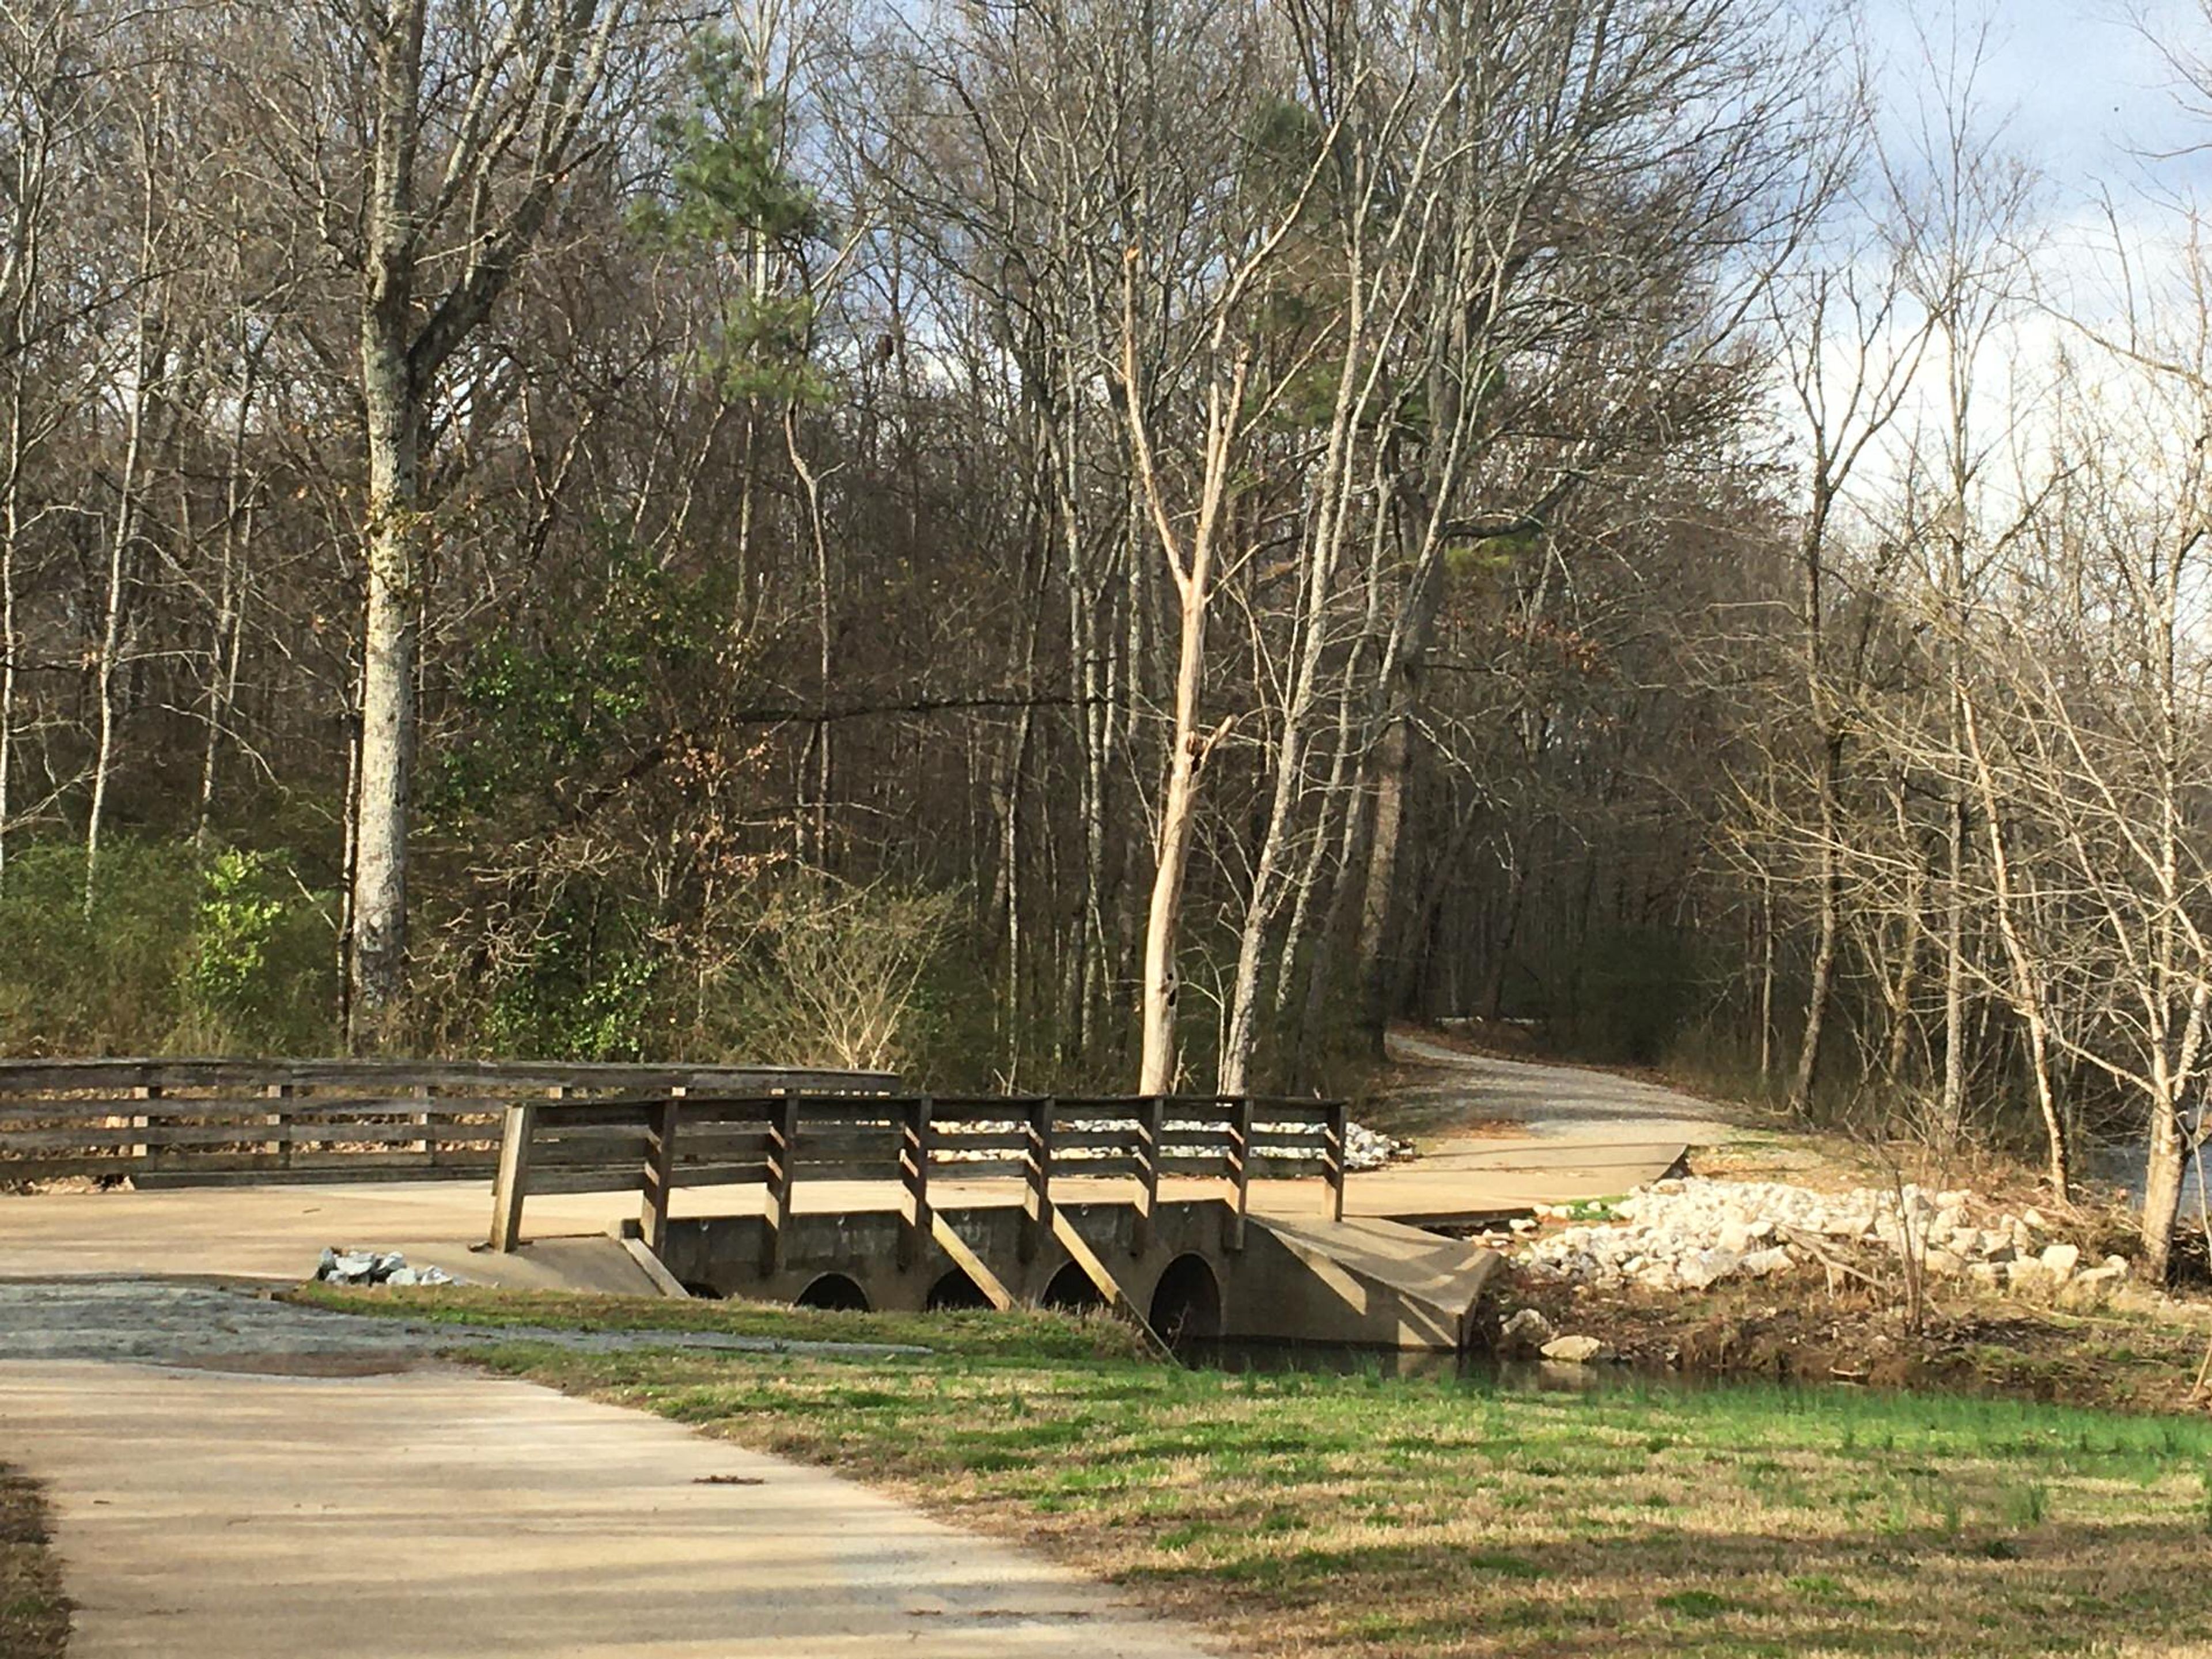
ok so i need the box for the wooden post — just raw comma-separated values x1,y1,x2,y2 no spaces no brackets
488,1100,539,1252
263,1081,293,1167
1050,1209,1177,1365
762,1094,800,1276
1225,1096,1252,1252
1324,1098,1347,1224
1134,1094,1162,1257
127,1082,158,1166
410,1081,431,1158
1022,1096,1055,1263
640,1094,680,1256
898,1096,931,1270
930,1211,1016,1310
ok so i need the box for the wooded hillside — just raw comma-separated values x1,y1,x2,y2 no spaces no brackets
6,0,2212,1268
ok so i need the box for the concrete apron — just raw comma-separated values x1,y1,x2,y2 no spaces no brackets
0,1359,1225,1659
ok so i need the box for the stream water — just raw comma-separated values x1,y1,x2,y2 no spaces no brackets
1186,1339,1724,1392
2088,1141,2208,1217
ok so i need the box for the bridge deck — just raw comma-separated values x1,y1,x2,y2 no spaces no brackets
0,1140,1685,1289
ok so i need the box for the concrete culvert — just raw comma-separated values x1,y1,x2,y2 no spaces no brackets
1147,1253,1221,1346
793,1272,870,1312
923,1267,993,1311
1041,1259,1108,1314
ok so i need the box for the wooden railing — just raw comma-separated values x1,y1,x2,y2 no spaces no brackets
490,1092,1350,1259
0,1059,896,1187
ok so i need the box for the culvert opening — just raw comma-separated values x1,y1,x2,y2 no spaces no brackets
1041,1259,1108,1314
924,1267,993,1311
1148,1253,1222,1346
794,1271,870,1312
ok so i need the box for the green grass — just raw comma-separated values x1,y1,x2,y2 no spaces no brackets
293,1282,1148,1362
331,1286,2212,1659
0,1465,69,1659
1557,1196,1625,1222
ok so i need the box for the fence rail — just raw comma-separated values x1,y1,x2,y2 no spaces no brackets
490,1090,1350,1260
0,1059,896,1185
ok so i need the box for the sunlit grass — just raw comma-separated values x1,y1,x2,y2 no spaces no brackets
294,1281,1149,1361
376,1286,2212,1658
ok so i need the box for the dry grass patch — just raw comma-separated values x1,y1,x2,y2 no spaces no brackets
460,1312,2212,1659
1,1464,69,1658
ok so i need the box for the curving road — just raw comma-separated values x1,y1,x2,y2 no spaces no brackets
1384,1029,1743,1149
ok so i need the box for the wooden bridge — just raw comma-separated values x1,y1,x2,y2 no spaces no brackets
2,1058,1493,1353
485,1089,1352,1340
0,1058,892,1185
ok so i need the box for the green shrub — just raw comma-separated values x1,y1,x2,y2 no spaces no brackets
0,836,337,1056
0,839,196,1053
179,848,339,1054
481,922,664,1062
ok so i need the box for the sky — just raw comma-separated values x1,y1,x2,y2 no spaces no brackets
1793,2,2212,503
1859,0,2210,202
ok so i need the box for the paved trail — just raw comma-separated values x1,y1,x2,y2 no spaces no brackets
1384,1030,1743,1149
0,1035,1730,1657
1,1358,1219,1658
0,1287,1221,1658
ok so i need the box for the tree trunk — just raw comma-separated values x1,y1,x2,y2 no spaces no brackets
1483,849,1527,1020
1788,729,1844,1113
342,0,609,1043
196,342,260,846
1219,489,1347,1091
347,0,426,1048
85,320,154,917
787,409,834,866
1941,786,1968,1135
350,340,421,1047
1139,583,1207,1094
1880,854,1926,1090
1757,867,1775,1085
1354,706,1413,1052
2143,1089,2186,1283
1959,695,2070,1197
1218,712,1304,1094
0,359,21,897
0,25,52,901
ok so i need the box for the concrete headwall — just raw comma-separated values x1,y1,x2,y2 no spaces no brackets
656,1199,1497,1350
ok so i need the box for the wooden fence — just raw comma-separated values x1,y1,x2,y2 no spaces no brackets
490,1091,1350,1262
0,1058,896,1187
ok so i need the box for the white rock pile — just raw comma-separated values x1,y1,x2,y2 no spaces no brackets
314,1247,456,1288
1517,1176,2130,1302
932,1115,1411,1171
1344,1120,1414,1171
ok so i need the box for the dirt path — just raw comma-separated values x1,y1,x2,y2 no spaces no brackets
1383,1029,1743,1149
0,1296,1224,1658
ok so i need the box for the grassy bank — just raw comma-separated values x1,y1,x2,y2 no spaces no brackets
289,1282,1147,1361
1500,1268,2212,1418
323,1286,2212,1657
1,1465,69,1658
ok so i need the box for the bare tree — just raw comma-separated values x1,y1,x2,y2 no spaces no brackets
1770,193,1940,1115
325,0,625,1045
0,0,96,894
